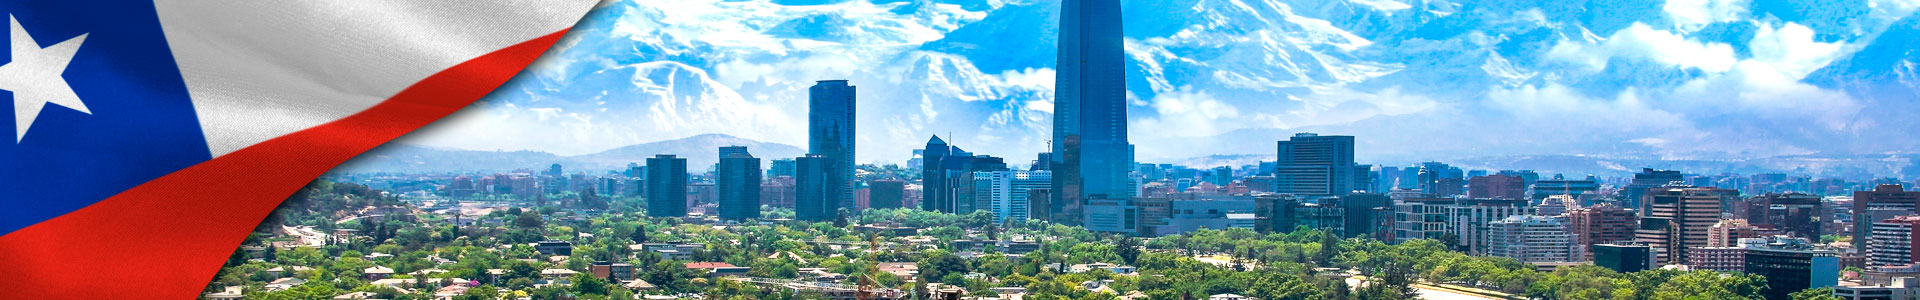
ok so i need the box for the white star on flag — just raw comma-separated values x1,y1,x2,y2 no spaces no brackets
0,15,89,143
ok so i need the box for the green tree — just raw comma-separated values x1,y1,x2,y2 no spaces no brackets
1790,287,1839,300
1114,236,1142,265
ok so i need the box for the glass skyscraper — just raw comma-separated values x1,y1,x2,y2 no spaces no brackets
645,154,687,217
805,80,856,220
1052,0,1129,227
716,146,761,221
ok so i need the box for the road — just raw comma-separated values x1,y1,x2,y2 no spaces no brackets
1345,276,1503,300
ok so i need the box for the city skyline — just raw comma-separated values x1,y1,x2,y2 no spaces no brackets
391,0,1920,167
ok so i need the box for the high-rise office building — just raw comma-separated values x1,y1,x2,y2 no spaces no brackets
645,155,688,217
794,155,835,221
1855,185,1920,252
718,146,749,162
809,80,857,214
1531,174,1600,204
768,159,796,178
978,170,1052,225
1567,203,1637,260
922,136,956,212
1054,0,1130,228
1634,187,1727,265
1273,133,1370,196
1417,162,1464,197
919,136,1010,214
716,148,761,221
1744,192,1822,239
1870,215,1920,267
1468,174,1527,200
1625,168,1685,211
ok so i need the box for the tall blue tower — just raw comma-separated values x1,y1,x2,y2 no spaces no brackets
1053,0,1128,226
807,80,856,218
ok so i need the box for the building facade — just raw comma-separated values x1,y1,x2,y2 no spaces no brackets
1053,0,1131,227
1485,215,1582,263
1273,133,1369,196
645,155,688,217
1635,187,1726,265
1857,185,1920,252
808,80,857,214
1870,215,1920,267
716,147,762,221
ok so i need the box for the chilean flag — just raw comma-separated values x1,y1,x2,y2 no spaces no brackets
0,0,595,297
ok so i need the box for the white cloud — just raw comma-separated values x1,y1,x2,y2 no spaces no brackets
1130,88,1241,139
1546,23,1739,73
1746,22,1846,79
1871,0,1920,23
1664,0,1749,30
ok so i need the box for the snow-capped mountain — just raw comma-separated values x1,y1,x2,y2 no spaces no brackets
391,0,1920,170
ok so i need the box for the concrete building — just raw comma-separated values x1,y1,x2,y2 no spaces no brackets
1567,203,1636,260
1393,197,1455,243
1834,276,1920,300
1624,168,1686,211
1485,215,1582,263
1688,246,1748,272
1870,215,1920,267
1635,187,1726,265
1468,174,1528,200
1745,192,1823,239
1857,185,1920,252
1448,198,1533,254
1708,219,1768,248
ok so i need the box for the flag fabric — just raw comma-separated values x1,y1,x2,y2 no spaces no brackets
0,0,595,298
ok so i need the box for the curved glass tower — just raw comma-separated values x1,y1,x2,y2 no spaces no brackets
1052,0,1128,226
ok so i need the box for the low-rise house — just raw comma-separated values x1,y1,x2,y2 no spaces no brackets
264,277,307,291
536,240,574,256
1209,294,1255,300
362,266,395,280
203,286,244,299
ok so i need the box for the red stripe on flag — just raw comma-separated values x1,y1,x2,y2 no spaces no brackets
0,29,570,299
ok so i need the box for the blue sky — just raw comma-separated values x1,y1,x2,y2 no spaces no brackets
394,0,1920,165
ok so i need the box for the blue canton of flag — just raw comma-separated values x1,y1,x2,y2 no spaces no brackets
0,1,211,235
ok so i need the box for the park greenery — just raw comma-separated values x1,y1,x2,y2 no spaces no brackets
208,181,1827,300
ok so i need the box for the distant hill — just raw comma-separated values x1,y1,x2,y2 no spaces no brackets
570,133,806,170
338,134,804,174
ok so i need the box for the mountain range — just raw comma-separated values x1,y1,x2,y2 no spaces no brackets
341,134,803,174
380,0,1920,175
